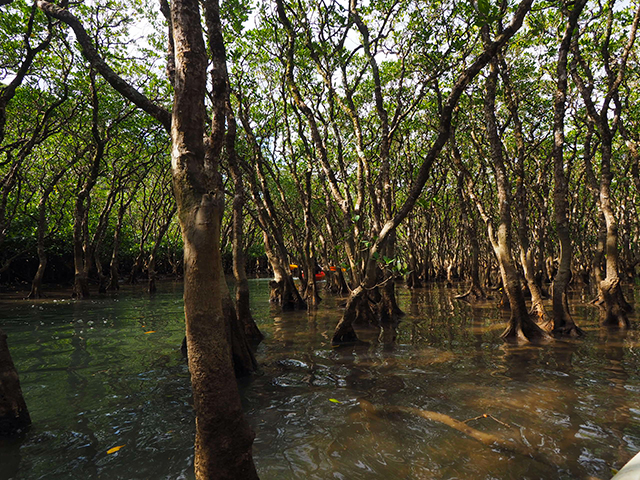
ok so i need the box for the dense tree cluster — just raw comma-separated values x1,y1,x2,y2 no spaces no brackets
1,0,639,477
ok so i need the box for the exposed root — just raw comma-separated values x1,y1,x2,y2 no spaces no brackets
501,320,552,344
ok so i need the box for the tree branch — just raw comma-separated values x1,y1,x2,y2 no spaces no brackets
36,0,172,132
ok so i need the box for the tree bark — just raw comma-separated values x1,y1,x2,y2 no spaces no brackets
549,0,587,336
225,105,263,342
170,0,258,477
0,329,31,437
570,4,640,327
480,44,549,343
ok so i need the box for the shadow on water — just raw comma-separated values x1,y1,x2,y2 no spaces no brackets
0,280,639,479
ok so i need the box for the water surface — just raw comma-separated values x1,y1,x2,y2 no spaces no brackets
0,280,638,479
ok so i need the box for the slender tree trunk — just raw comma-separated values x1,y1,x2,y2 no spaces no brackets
330,0,534,341
94,249,108,294
570,4,640,327
454,173,486,301
147,205,176,294
498,61,548,323
108,201,127,290
29,193,50,299
72,192,91,298
481,51,549,343
226,105,262,342
302,168,321,310
549,0,586,336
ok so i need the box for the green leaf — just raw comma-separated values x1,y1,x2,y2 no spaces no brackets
477,0,490,17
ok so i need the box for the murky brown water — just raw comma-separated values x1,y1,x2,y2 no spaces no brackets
1,280,639,479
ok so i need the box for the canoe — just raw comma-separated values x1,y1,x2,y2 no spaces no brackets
612,451,640,479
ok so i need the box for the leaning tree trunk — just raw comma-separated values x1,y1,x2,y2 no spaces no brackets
330,0,535,343
498,56,549,324
0,329,31,437
570,4,640,327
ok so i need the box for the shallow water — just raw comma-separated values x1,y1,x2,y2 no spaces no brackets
0,280,639,479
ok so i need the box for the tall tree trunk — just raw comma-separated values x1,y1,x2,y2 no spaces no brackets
72,191,91,298
452,157,485,302
570,4,640,327
497,54,549,324
108,199,128,290
29,191,50,299
549,0,586,336
226,105,263,343
302,167,321,310
33,0,259,476
481,49,549,343
330,0,534,341
0,329,31,437
170,0,258,477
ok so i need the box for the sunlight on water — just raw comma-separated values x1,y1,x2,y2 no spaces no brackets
0,280,638,479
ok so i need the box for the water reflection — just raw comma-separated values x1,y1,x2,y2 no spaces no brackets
0,282,639,479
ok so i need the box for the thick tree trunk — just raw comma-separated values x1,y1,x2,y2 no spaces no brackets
0,329,31,437
171,0,258,477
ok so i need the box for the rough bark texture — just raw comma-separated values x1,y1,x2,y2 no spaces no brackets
225,105,263,343
34,0,260,473
481,50,549,343
571,5,640,328
549,0,587,336
171,0,258,477
0,329,31,437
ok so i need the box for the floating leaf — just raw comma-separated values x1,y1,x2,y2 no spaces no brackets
329,398,342,404
144,331,156,334
107,445,125,454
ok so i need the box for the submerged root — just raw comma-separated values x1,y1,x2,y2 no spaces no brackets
358,399,554,465
454,285,488,303
501,319,552,344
